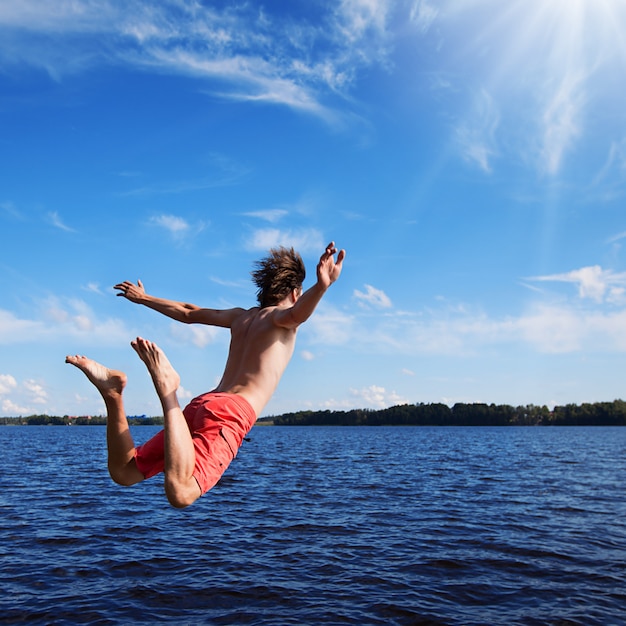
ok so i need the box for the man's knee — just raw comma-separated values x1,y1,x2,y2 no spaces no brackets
164,477,201,509
108,462,144,487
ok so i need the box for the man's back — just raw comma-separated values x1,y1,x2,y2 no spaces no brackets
214,305,297,416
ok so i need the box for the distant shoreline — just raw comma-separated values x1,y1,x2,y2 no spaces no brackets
3,398,626,427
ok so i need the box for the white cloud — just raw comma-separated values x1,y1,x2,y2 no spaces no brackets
306,306,354,345
0,310,46,344
245,227,325,253
313,280,626,356
354,284,392,308
301,350,315,361
527,266,626,303
0,375,49,416
23,379,48,404
0,299,130,347
0,374,17,395
169,322,219,348
322,384,408,410
2,399,31,416
351,384,407,409
150,214,190,235
515,303,626,354
178,385,194,401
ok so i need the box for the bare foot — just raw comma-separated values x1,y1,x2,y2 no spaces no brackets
131,337,180,400
65,355,127,398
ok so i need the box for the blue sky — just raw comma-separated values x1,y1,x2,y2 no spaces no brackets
3,0,626,418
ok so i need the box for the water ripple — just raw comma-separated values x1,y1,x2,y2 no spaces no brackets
1,425,625,625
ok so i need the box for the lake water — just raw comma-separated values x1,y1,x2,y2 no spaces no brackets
0,425,624,625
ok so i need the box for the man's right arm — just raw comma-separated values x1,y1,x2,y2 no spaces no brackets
114,279,244,328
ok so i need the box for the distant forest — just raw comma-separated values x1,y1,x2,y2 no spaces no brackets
0,415,163,426
260,400,626,427
2,400,626,426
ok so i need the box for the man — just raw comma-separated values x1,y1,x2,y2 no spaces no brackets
66,242,345,508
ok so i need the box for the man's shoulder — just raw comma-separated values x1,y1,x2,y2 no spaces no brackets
234,306,272,324
237,305,295,330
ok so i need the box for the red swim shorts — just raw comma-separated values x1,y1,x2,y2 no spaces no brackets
134,392,257,495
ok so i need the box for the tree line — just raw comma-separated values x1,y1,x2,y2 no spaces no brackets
261,400,626,427
2,400,626,427
0,415,164,426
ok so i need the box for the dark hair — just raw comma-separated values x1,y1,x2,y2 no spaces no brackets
252,246,306,307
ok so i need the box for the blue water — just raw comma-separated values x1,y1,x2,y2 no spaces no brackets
1,425,624,625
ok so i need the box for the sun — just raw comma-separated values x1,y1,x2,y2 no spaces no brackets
435,0,626,175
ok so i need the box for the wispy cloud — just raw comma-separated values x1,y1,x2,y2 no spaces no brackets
0,298,130,347
409,0,439,33
336,0,392,48
590,139,626,200
120,174,246,196
539,72,585,176
431,2,626,179
456,89,499,173
243,209,288,223
245,227,325,254
209,276,248,289
607,230,626,245
82,282,103,295
304,276,626,356
0,0,397,121
150,214,190,235
47,211,75,232
149,213,208,241
169,322,219,349
526,266,626,303
1,201,23,219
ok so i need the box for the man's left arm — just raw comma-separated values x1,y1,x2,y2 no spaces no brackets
274,242,345,329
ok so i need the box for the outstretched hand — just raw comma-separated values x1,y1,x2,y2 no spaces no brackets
317,242,346,289
114,279,145,303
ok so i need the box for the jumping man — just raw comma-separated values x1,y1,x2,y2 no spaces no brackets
66,242,345,508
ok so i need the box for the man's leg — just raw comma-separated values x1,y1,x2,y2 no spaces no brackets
131,337,202,508
65,355,144,486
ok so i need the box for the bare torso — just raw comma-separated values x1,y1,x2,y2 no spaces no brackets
212,306,297,417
